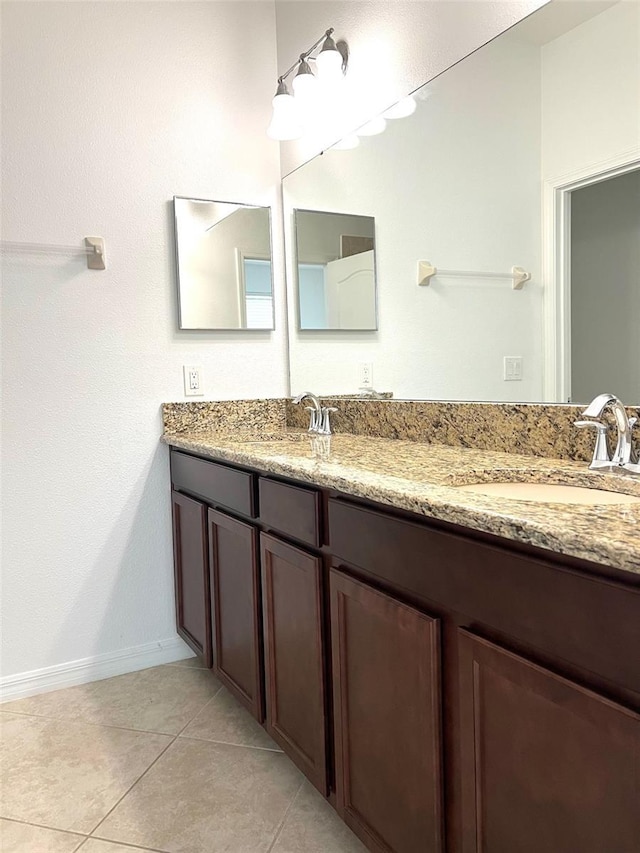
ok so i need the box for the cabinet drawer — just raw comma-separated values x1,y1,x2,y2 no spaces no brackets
328,498,640,698
171,451,256,518
259,478,320,547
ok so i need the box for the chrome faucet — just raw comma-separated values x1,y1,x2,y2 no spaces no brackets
292,392,338,436
293,391,322,433
574,393,639,475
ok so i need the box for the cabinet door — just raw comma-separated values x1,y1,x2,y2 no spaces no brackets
171,490,212,667
330,569,443,853
261,533,327,794
208,508,263,720
459,630,640,853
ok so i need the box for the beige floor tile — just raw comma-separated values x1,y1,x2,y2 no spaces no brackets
78,840,159,853
270,781,367,852
2,666,220,735
180,686,281,751
165,657,206,670
94,738,303,853
0,819,84,853
0,711,171,834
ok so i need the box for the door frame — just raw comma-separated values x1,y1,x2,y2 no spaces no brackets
542,150,640,403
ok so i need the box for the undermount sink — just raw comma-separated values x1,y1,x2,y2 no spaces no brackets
455,482,640,505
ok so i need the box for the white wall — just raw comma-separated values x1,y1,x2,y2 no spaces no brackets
541,0,640,180
1,1,283,688
570,169,640,403
285,34,543,400
275,0,549,175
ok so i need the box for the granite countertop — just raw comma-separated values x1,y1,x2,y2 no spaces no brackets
162,430,640,577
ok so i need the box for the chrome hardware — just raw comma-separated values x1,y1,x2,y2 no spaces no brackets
575,394,640,475
318,407,338,435
293,391,321,433
293,392,338,437
574,420,610,469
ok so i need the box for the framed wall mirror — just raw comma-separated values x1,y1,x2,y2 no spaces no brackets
294,209,377,330
282,0,639,405
174,197,275,330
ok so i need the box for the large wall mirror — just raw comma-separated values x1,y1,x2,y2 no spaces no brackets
294,210,377,330
174,197,274,330
283,0,639,404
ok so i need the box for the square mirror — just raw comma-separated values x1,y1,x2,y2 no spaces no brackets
294,209,377,330
174,197,274,330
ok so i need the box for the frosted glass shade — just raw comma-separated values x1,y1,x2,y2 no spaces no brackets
358,116,387,136
292,66,317,102
383,96,417,120
267,91,302,140
316,45,343,82
332,134,360,150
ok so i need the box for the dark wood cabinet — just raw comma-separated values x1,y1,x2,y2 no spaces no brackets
171,489,212,667
261,533,328,794
458,630,640,853
169,449,640,853
330,569,443,853
208,508,263,720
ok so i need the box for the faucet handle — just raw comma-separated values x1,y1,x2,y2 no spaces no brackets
304,406,320,433
574,419,610,468
319,406,338,435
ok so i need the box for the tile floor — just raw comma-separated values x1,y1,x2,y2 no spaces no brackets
0,657,366,853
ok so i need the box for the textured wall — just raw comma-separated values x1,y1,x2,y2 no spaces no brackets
1,1,283,680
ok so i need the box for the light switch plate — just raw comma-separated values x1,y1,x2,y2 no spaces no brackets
503,356,523,381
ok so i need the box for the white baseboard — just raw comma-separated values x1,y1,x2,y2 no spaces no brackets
0,637,196,702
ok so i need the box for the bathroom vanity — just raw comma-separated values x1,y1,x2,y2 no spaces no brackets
164,431,640,853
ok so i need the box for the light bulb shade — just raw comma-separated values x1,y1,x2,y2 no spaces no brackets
316,35,343,81
358,116,387,136
331,134,360,150
292,59,317,100
267,83,302,140
383,96,417,120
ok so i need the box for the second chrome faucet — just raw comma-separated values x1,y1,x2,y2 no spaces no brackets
575,393,639,475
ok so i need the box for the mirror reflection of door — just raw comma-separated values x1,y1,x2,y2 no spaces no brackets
325,250,376,329
569,168,640,403
294,209,377,330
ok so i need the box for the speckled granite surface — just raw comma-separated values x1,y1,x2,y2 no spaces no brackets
163,399,287,439
162,431,640,576
285,399,640,462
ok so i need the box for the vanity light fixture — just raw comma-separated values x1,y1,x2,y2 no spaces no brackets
267,27,348,141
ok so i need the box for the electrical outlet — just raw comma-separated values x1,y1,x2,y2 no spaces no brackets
359,362,373,388
503,356,523,381
183,365,203,396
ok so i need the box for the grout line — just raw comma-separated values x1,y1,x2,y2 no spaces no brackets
75,835,170,853
0,707,185,737
266,778,305,852
86,733,178,838
87,688,224,842
0,681,224,738
0,816,88,839
177,732,283,752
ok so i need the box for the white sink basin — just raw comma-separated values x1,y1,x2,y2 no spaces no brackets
455,482,640,505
